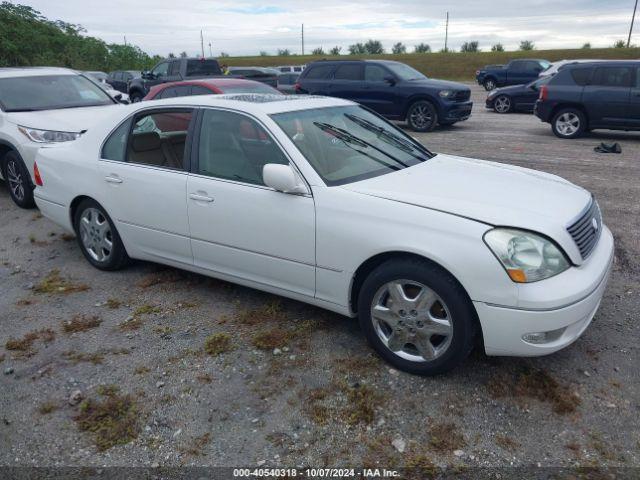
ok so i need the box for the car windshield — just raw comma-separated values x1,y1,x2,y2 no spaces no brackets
0,74,113,112
540,61,552,70
272,105,434,186
385,63,426,81
217,83,280,94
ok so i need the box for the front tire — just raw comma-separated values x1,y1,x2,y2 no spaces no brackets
406,101,438,132
551,108,586,139
483,78,497,91
129,91,144,103
73,199,129,271
493,95,512,114
357,258,478,376
3,151,35,209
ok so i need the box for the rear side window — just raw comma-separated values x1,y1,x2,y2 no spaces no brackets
592,67,633,87
570,68,593,86
169,61,180,76
186,60,221,77
303,64,333,80
192,85,214,95
126,110,194,170
101,119,132,161
157,87,177,99
333,64,363,81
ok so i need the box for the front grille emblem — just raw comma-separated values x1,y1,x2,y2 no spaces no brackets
592,218,599,232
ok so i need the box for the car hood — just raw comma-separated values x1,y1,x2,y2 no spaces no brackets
5,105,119,133
341,154,592,263
407,78,470,91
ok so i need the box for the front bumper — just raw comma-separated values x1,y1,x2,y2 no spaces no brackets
475,226,614,356
442,101,473,122
485,97,495,109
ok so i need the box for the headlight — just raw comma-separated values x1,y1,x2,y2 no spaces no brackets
484,228,570,283
438,90,454,98
18,126,81,143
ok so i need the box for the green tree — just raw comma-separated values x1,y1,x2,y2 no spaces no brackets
391,42,406,54
582,42,591,49
460,41,480,52
348,42,366,55
364,39,384,54
491,43,504,52
311,47,325,55
259,51,269,56
414,43,431,53
277,48,291,56
613,40,626,48
519,40,535,51
219,52,229,57
329,46,342,55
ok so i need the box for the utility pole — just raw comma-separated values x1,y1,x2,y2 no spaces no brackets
628,0,638,48
444,12,449,52
209,42,213,57
301,24,305,55
123,35,127,46
200,30,205,57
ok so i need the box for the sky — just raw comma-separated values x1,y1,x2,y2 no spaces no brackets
20,0,640,56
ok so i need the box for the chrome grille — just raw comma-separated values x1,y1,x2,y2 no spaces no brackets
453,90,471,102
567,199,602,260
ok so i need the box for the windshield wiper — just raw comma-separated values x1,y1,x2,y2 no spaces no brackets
313,121,409,168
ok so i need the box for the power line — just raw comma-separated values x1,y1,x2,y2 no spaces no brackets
628,0,638,47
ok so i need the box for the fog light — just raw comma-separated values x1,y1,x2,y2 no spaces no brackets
522,332,548,344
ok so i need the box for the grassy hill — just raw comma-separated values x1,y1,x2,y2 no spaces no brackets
225,48,640,81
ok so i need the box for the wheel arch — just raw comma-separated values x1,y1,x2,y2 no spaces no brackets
402,94,439,119
69,195,99,228
0,140,19,174
550,103,589,124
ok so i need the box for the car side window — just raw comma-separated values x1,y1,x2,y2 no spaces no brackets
191,85,213,95
169,61,181,77
304,64,333,80
571,68,593,86
592,67,633,88
365,64,387,82
333,64,363,81
101,119,132,161
197,109,288,186
510,61,525,72
126,109,193,170
152,62,169,78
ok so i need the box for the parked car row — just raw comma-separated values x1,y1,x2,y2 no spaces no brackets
483,59,640,139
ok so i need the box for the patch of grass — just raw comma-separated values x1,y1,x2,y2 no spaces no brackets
251,327,293,350
31,212,43,221
28,234,48,246
62,314,102,333
154,326,173,335
305,387,331,425
428,423,466,453
137,269,183,288
106,298,122,309
74,386,140,451
5,328,54,353
204,333,233,356
487,367,581,415
495,434,520,452
60,233,75,242
404,452,438,476
589,432,616,461
34,269,90,295
38,400,59,415
180,432,211,456
236,300,284,326
62,350,104,365
134,365,150,375
343,383,383,425
196,373,213,383
118,317,145,331
15,298,34,306
303,381,383,426
0,354,5,362
133,304,160,316
334,355,381,375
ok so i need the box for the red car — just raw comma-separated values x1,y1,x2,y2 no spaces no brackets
143,78,281,101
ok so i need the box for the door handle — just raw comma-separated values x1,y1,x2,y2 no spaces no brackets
189,193,214,203
104,175,123,184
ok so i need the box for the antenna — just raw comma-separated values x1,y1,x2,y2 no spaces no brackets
628,0,638,48
445,12,449,52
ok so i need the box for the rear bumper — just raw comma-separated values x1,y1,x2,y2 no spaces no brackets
34,194,73,232
475,226,614,356
534,100,553,122
442,101,473,122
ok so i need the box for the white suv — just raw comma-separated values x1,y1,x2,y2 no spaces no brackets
0,67,120,208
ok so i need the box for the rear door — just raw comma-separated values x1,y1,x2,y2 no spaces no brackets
99,108,195,264
629,67,640,127
328,63,365,102
582,66,632,127
299,64,334,95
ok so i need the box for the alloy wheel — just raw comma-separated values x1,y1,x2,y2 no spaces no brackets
484,80,496,91
79,208,113,263
370,280,453,362
6,159,25,202
494,96,511,113
555,112,581,136
409,104,433,130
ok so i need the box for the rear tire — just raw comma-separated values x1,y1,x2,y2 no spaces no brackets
357,257,478,376
493,95,512,114
3,151,35,209
551,108,586,139
406,101,438,132
73,199,130,271
483,78,497,91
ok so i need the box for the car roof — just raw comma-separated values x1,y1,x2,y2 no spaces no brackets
0,67,77,79
135,93,354,115
563,60,640,68
147,78,278,97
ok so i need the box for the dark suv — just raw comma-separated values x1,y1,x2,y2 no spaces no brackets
296,60,472,131
535,61,640,138
128,58,222,102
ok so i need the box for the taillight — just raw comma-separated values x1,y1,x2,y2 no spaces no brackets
33,161,43,186
539,85,548,101
475,70,480,75
294,82,301,93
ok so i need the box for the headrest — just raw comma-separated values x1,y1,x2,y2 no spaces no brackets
131,131,161,152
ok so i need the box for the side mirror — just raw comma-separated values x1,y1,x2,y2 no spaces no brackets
263,164,307,194
383,75,396,85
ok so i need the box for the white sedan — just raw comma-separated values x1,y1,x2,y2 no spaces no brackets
32,94,614,375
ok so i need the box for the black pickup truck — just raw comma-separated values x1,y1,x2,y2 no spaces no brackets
476,59,551,91
128,57,222,102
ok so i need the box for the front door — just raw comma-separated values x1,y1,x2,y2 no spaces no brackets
187,108,316,297
629,67,640,128
99,107,195,265
359,63,399,117
582,66,632,127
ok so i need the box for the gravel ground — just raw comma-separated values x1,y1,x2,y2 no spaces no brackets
0,84,639,473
